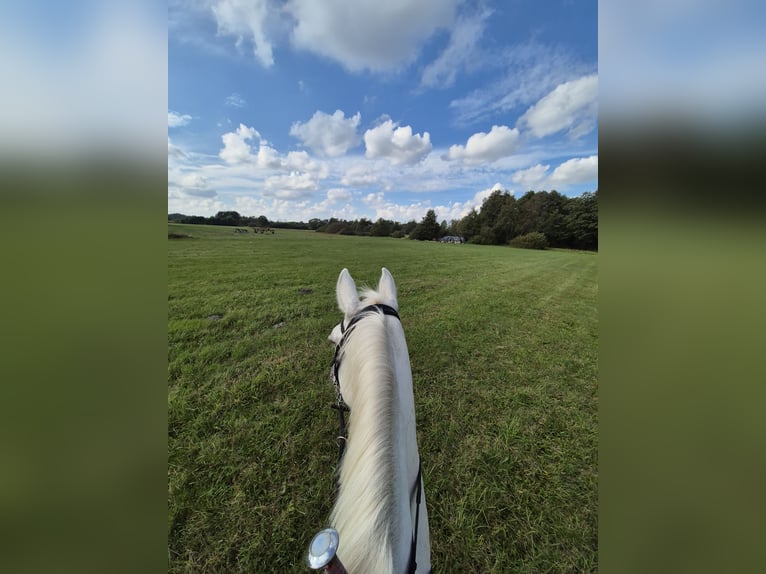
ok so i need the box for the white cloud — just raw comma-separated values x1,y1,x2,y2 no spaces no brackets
212,0,276,67
218,124,330,178
220,123,260,164
283,150,328,177
518,74,598,139
178,173,217,197
449,41,590,125
511,164,550,189
363,192,431,222
180,173,207,188
341,164,379,187
263,171,319,199
255,143,282,168
168,111,192,128
361,183,502,223
289,110,361,157
225,92,247,108
505,156,598,191
168,193,227,217
326,188,352,203
548,155,598,186
287,0,460,72
420,8,492,89
364,120,432,165
445,125,520,164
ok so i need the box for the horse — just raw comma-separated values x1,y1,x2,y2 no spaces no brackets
321,268,431,574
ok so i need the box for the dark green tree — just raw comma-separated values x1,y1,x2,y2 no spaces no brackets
457,208,481,240
212,211,241,226
370,218,394,237
564,190,598,250
410,209,441,240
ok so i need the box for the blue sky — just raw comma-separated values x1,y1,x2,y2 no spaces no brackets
168,0,598,222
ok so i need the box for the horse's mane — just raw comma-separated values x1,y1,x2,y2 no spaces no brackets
330,288,403,574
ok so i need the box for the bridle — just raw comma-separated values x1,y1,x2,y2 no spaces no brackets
328,304,427,574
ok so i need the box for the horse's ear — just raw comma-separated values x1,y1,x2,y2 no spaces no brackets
336,268,359,317
378,267,398,310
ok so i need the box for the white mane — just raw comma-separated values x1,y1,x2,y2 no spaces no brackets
330,312,400,573
327,268,430,574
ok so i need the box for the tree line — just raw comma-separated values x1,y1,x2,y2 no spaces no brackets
168,189,597,250
168,211,309,230
451,189,598,250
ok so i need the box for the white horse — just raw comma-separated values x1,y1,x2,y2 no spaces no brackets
327,268,431,574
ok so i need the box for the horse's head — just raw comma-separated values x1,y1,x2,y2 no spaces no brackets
322,267,431,574
328,267,398,345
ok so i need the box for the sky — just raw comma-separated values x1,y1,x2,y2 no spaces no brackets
168,0,598,223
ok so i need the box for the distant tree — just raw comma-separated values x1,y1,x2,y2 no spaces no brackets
355,217,372,235
211,211,241,227
182,215,207,224
537,190,568,246
564,190,598,250
308,218,326,230
402,220,418,236
515,191,548,236
370,218,394,237
410,209,441,240
457,208,480,241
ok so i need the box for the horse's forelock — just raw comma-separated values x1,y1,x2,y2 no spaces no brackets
358,287,397,310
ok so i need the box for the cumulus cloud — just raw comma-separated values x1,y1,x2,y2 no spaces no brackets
168,193,227,217
361,183,502,223
289,110,361,157
518,74,598,139
263,171,319,199
420,8,492,89
218,124,330,179
220,123,260,164
212,0,276,67
548,155,598,186
511,164,550,189
283,150,328,177
363,192,431,222
341,164,379,187
168,111,192,128
179,173,217,197
444,125,520,164
287,0,460,72
364,120,432,165
507,156,598,190
254,143,282,168
326,188,352,203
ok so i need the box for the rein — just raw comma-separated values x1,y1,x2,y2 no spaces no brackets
328,303,426,574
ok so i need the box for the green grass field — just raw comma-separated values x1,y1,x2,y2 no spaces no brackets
168,223,598,573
